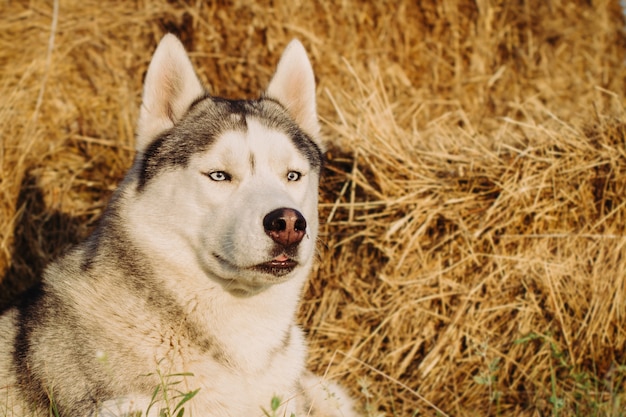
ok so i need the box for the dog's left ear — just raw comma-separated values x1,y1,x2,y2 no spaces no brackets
136,34,205,153
265,40,320,141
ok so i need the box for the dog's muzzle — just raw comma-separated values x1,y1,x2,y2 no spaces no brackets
250,208,307,277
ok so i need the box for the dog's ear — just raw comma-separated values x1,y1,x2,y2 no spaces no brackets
136,34,205,153
265,40,320,141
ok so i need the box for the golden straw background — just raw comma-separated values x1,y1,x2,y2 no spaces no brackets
2,1,626,415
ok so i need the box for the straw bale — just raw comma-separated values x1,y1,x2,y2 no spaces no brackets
2,0,626,415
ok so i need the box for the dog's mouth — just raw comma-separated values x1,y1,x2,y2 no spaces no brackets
251,254,298,277
213,252,298,278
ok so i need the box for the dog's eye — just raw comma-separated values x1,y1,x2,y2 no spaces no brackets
206,171,231,182
286,171,301,182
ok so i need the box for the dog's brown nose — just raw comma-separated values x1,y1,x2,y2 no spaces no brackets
263,208,307,247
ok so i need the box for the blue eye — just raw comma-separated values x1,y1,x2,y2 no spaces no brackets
287,171,301,182
206,171,231,182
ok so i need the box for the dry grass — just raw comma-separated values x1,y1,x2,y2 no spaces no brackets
2,0,626,415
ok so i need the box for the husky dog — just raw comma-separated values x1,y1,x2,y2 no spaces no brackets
0,35,358,417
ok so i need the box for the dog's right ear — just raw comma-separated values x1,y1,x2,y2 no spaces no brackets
136,34,205,153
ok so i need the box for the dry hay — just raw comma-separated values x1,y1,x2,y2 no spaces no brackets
2,0,626,415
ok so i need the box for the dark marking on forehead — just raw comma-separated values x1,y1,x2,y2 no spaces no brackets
137,95,323,191
249,153,255,173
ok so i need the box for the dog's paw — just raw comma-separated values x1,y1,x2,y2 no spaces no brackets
298,372,361,417
91,395,155,417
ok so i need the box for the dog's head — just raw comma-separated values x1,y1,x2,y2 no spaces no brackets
122,35,322,294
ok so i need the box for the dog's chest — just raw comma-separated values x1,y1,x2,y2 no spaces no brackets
167,301,307,414
161,284,305,372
